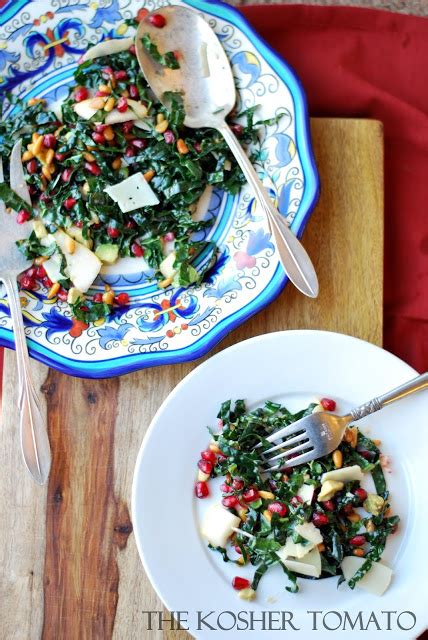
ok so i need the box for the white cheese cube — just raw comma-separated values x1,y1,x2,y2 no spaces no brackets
294,522,323,545
279,548,322,578
277,538,315,560
104,172,159,213
341,556,393,596
200,504,241,549
322,465,364,484
297,484,315,504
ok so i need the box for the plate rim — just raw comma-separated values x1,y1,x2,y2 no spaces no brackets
131,329,428,639
0,0,320,378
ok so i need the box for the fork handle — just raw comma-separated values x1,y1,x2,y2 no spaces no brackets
350,372,428,421
2,276,51,485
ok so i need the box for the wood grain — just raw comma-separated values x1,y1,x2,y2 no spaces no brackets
0,118,384,640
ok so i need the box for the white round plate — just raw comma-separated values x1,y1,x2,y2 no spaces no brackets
132,331,428,639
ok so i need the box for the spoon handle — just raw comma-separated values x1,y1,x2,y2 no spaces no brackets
217,122,319,298
2,275,51,485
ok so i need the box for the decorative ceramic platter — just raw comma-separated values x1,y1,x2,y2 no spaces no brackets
0,0,319,378
132,331,428,639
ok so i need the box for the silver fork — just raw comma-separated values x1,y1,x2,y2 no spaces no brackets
0,141,51,484
260,372,428,471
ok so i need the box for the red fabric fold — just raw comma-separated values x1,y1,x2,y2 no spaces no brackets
241,5,428,372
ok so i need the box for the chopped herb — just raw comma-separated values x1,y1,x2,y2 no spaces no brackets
141,34,180,69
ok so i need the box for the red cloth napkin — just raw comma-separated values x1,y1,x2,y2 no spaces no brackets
241,4,428,373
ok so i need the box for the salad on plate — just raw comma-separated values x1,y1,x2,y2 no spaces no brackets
0,12,277,323
196,397,399,601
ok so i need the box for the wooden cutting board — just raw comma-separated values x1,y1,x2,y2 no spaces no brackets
0,118,383,640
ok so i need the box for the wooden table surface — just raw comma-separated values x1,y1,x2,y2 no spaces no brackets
0,117,384,640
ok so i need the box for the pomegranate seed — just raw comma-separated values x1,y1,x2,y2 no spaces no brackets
20,275,36,290
129,85,139,100
55,152,67,162
36,265,46,279
74,87,88,102
323,500,335,512
80,305,89,312
342,503,354,515
163,129,175,144
114,70,128,80
354,488,368,502
173,50,180,61
92,132,105,144
57,288,68,301
290,495,304,507
39,193,50,203
128,44,136,56
61,167,73,182
320,397,336,411
95,124,106,133
131,242,144,257
26,159,38,175
116,97,128,113
115,292,130,306
232,478,244,491
95,90,109,98
102,66,113,77
126,220,136,229
131,138,147,150
107,226,120,239
349,535,366,546
25,266,37,279
232,576,250,591
85,161,101,176
163,231,175,242
63,197,77,210
201,449,216,463
312,512,329,527
195,481,209,499
234,545,242,554
75,221,83,228
197,459,213,475
359,450,372,460
149,13,166,28
28,185,37,196
220,483,233,493
122,121,134,134
125,146,135,158
268,501,288,517
43,134,56,149
230,123,244,136
242,488,260,503
194,142,202,153
222,495,239,509
93,293,103,303
16,209,31,224
43,276,53,288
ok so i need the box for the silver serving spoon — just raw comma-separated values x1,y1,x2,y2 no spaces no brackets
135,6,319,298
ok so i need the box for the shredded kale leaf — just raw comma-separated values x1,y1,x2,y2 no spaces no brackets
0,183,32,214
140,34,180,69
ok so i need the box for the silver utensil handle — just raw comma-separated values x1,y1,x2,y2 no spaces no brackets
350,372,428,421
217,122,319,298
2,276,51,485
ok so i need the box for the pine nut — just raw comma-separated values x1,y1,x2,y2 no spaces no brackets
90,97,106,110
347,512,361,523
22,150,34,161
47,282,61,299
103,125,115,141
102,291,115,305
159,276,173,288
236,556,246,566
98,83,111,94
32,133,41,143
65,236,76,254
104,97,115,112
42,165,52,181
177,138,189,154
317,543,326,552
332,449,343,469
353,548,365,557
81,181,90,196
259,491,275,500
156,113,165,123
121,89,130,98
45,149,55,165
155,120,168,133
373,439,382,446
263,510,272,522
83,152,96,162
33,135,44,155
48,163,56,175
281,474,289,482
143,169,155,182
366,520,375,533
344,427,358,448
34,256,48,266
112,157,122,170
209,443,221,454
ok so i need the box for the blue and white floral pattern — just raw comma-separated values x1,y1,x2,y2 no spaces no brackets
0,0,319,378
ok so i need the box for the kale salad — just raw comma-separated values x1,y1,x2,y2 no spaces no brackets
0,13,276,323
196,397,399,601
